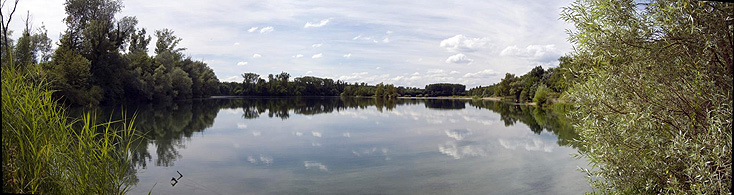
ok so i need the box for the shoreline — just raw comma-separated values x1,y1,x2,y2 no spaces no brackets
208,95,538,106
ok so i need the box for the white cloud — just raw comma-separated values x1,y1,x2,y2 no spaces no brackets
294,131,303,136
450,70,460,74
252,131,261,136
342,132,351,137
222,76,240,82
304,18,331,28
237,61,248,66
376,67,381,70
352,34,383,43
343,53,352,58
463,69,498,78
440,34,491,52
305,71,313,74
312,53,323,59
247,27,259,33
233,42,240,46
445,53,473,64
386,30,394,34
293,54,304,58
252,54,262,58
312,43,323,48
427,69,445,74
259,26,274,34
500,44,560,62
338,72,369,81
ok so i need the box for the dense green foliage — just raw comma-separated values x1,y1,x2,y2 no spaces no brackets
561,0,732,193
2,62,138,194
468,60,577,104
220,72,346,96
220,72,441,98
424,83,466,97
3,0,219,106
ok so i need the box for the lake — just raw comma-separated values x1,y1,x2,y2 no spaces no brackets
98,97,589,194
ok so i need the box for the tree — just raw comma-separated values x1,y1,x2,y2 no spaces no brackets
532,84,550,107
241,72,259,95
170,67,192,99
561,0,732,193
375,83,384,98
45,44,102,105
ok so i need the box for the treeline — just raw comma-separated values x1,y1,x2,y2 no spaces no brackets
1,0,219,106
220,73,467,98
467,57,576,106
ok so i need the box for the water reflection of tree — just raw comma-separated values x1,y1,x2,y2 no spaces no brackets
468,100,581,149
82,97,579,170
214,97,417,119
106,100,222,168
424,99,466,110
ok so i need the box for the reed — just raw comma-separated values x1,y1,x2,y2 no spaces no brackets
3,59,139,194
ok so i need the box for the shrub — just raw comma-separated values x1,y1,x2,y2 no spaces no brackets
2,63,139,194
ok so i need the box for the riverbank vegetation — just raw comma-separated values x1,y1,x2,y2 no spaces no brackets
2,61,138,194
2,0,219,107
219,72,468,98
561,0,732,193
467,56,577,106
3,0,731,194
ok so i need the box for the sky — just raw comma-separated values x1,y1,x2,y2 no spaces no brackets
6,0,575,88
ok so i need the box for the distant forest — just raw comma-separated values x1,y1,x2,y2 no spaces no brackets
219,73,468,98
1,0,570,107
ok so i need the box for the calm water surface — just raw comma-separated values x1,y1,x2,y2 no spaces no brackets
112,97,589,194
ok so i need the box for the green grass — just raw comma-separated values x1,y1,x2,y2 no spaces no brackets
2,61,139,194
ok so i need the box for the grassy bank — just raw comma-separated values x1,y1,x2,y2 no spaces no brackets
2,63,139,194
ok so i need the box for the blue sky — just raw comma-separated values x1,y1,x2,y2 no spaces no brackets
8,0,574,88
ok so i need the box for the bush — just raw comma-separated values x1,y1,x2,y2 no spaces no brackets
2,64,139,194
532,85,550,106
562,0,732,193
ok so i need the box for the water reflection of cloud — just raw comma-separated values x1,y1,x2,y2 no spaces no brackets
248,155,274,165
294,131,303,136
237,122,248,129
498,138,555,152
463,116,495,125
445,129,472,140
311,131,322,137
438,141,486,159
223,108,241,115
342,132,351,138
304,161,329,172
252,131,261,137
351,147,390,160
338,110,369,119
311,142,322,147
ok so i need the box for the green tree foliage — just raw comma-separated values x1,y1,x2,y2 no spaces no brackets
424,83,466,97
44,44,102,106
375,82,385,97
532,84,550,107
561,0,732,193
32,0,220,105
13,25,52,67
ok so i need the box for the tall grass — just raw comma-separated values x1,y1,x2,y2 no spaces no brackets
2,60,139,194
